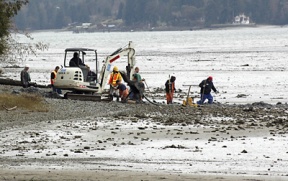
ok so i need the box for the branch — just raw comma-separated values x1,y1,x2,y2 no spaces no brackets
2,105,17,111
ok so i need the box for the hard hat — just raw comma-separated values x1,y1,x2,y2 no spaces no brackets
208,76,213,81
113,66,119,71
25,64,29,68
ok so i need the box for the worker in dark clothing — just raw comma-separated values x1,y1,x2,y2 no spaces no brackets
69,52,89,81
87,67,97,82
20,64,31,88
120,73,144,103
165,76,176,104
119,72,145,103
129,75,144,103
69,52,86,67
197,76,218,104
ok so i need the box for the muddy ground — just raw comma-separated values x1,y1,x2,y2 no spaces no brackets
0,85,288,181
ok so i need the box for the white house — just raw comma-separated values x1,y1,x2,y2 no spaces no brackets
234,13,250,24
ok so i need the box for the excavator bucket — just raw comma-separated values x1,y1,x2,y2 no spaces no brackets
120,71,130,83
120,71,145,98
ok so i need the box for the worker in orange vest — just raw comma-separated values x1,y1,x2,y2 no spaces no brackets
50,66,62,94
108,66,122,101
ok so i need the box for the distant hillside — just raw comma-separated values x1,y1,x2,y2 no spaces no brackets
14,0,288,31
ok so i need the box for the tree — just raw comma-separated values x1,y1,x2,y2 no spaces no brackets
10,0,288,30
117,2,124,19
0,0,48,62
205,0,219,25
0,0,28,55
123,0,138,26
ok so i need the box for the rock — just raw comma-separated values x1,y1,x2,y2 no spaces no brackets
236,94,248,98
243,106,254,112
74,150,83,153
241,150,248,153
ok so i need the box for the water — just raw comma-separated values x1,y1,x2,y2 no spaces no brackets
5,26,288,104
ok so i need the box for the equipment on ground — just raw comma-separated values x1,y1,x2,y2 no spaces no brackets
54,41,136,101
182,85,198,107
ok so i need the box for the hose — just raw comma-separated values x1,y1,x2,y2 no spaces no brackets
143,94,161,106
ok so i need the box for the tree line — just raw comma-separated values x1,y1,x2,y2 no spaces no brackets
10,0,288,30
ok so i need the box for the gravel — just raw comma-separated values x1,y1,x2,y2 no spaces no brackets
1,84,288,132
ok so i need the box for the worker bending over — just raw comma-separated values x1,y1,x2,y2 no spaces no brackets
197,76,218,104
116,80,129,102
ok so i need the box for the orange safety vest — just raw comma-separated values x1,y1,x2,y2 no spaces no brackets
109,72,122,87
51,70,57,85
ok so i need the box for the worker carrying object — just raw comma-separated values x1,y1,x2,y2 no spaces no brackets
165,75,176,104
197,76,218,104
50,66,62,94
108,66,122,100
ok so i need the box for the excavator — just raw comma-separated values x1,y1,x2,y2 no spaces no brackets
53,41,136,101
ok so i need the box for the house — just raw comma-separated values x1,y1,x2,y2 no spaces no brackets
234,14,250,24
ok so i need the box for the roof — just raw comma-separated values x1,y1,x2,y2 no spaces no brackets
65,48,97,52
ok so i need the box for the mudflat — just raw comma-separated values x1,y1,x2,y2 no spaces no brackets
0,85,288,181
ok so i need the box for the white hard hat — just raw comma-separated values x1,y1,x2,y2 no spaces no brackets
25,64,29,68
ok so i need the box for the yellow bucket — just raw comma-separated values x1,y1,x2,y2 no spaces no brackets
183,97,197,107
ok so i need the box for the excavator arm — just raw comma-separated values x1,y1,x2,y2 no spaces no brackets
98,41,136,93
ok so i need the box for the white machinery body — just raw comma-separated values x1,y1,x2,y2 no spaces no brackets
54,41,135,94
54,67,100,92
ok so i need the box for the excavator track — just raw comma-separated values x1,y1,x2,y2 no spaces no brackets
64,93,112,102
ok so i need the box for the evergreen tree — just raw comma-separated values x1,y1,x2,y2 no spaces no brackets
12,0,288,30
0,0,29,56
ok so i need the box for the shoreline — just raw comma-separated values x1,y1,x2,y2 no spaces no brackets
25,24,284,34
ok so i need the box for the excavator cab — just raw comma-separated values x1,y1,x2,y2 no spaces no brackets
54,48,99,93
63,48,98,83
